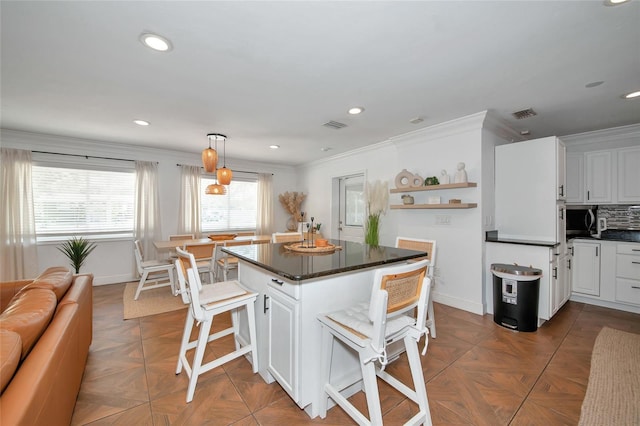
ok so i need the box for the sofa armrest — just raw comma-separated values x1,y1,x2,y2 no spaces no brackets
0,280,34,313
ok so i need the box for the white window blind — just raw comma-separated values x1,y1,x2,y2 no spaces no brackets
32,164,135,238
201,177,258,232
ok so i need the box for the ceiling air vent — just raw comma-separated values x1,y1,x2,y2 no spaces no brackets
512,108,537,120
322,120,348,130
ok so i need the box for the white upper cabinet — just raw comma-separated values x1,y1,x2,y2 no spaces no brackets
566,153,584,204
557,141,567,201
617,147,640,203
585,151,613,203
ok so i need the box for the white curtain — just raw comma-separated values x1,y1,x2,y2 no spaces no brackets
178,165,201,237
0,148,39,280
134,161,162,260
256,173,274,236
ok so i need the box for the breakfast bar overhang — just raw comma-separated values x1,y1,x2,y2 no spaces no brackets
222,240,426,418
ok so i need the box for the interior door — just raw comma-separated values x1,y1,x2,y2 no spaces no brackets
336,174,364,242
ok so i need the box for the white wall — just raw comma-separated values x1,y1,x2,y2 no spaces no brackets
296,111,518,314
1,129,297,284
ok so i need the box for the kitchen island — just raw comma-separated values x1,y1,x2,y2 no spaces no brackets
221,240,426,418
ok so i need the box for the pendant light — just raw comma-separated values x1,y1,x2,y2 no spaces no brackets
216,134,233,185
205,182,226,195
202,133,220,173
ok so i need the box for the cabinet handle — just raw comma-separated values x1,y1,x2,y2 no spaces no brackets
632,286,640,290
264,294,269,314
571,246,574,256
633,249,640,252
596,246,599,257
271,278,284,286
587,190,590,200
553,266,558,279
632,261,640,265
568,259,571,269
559,208,564,220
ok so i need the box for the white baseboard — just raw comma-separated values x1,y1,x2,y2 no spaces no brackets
433,292,485,315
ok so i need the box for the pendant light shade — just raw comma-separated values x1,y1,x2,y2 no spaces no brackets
218,134,232,185
202,133,220,173
217,167,233,185
205,183,226,195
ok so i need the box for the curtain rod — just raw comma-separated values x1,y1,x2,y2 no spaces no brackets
32,150,138,163
176,163,273,175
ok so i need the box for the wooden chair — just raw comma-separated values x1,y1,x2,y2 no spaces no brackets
183,241,216,284
396,237,437,338
133,240,175,300
272,232,303,243
174,248,258,403
317,260,433,425
214,239,253,281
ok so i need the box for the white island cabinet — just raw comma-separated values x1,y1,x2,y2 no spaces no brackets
227,241,427,418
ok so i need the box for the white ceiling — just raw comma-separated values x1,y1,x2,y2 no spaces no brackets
1,1,639,165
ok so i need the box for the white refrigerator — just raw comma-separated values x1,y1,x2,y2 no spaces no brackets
495,136,566,247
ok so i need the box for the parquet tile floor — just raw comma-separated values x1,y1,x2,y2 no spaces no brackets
71,282,640,425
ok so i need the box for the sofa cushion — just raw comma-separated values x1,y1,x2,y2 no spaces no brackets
21,267,73,302
0,329,21,393
0,289,57,360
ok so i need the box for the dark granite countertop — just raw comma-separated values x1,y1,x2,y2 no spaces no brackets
570,229,640,243
485,231,560,248
222,239,427,281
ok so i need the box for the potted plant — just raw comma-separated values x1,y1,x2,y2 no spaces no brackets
58,237,97,273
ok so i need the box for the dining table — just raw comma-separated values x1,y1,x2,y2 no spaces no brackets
153,234,271,250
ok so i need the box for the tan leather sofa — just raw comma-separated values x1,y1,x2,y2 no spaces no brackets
0,267,93,426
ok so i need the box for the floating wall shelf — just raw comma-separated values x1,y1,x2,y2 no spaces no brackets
390,182,478,209
390,203,477,210
390,182,477,193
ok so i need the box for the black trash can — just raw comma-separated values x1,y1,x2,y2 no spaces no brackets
491,263,542,332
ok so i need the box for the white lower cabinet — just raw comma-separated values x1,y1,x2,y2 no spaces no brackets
571,241,601,296
615,244,640,306
570,239,640,314
267,282,299,401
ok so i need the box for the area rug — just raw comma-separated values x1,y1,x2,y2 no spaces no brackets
122,282,187,320
578,327,640,425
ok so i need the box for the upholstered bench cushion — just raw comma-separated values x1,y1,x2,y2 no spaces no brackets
0,289,57,360
21,267,73,302
0,329,21,393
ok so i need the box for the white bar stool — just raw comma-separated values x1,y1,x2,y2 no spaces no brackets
317,260,433,425
174,247,259,403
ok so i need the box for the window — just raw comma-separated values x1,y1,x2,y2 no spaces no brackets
32,162,135,240
201,177,258,232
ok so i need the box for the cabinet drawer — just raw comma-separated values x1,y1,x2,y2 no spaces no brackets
617,244,640,255
268,277,300,300
616,255,640,280
615,278,640,306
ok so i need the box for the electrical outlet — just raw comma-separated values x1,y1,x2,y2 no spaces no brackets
436,215,451,225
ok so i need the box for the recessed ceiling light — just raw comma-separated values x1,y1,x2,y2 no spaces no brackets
320,147,331,152
348,107,365,115
139,32,172,52
585,81,604,88
269,145,280,149
603,0,631,6
133,119,150,126
622,90,640,99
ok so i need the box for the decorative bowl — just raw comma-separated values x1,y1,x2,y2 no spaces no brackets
208,233,238,241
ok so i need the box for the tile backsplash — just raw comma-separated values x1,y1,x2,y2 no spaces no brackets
598,205,640,230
